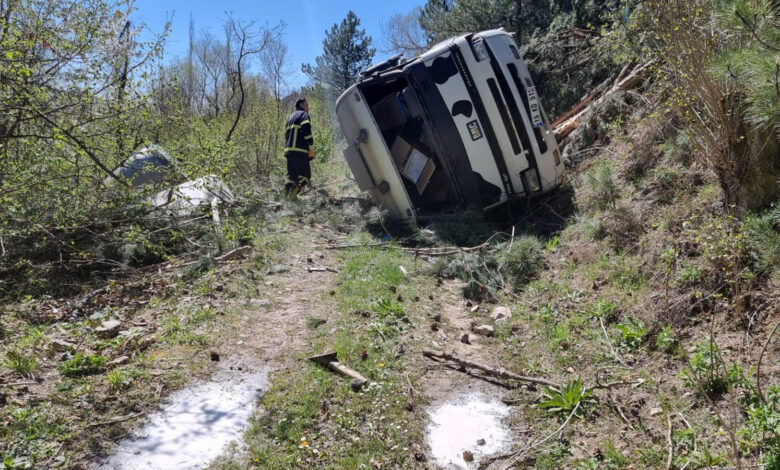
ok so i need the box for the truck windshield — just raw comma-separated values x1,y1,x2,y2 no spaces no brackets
358,72,460,216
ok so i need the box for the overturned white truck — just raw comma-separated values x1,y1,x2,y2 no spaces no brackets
336,28,564,221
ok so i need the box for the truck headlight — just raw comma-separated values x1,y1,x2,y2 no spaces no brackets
522,169,541,193
471,39,489,62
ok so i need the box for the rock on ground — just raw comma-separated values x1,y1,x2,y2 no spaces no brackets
472,325,494,337
95,320,122,338
490,307,511,322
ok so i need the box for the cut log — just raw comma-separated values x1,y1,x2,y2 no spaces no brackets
550,75,615,128
552,61,654,141
422,349,560,390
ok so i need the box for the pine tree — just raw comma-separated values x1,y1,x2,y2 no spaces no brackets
302,11,375,97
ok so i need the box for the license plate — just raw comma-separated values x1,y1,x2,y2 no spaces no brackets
466,119,483,141
526,86,543,128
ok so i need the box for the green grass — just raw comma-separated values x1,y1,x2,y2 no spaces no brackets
16,327,46,349
535,443,570,469
1,400,73,467
3,350,39,376
593,253,649,291
161,305,218,345
106,368,129,392
59,353,107,377
336,248,411,312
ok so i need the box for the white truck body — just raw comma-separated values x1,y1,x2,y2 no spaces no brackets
336,29,563,221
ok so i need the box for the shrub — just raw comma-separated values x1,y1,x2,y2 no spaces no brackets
585,161,619,210
430,251,499,301
588,299,619,322
661,130,694,166
429,235,544,300
743,209,780,277
305,317,327,329
59,353,107,377
655,325,681,355
674,264,703,288
739,386,780,470
614,317,646,349
697,215,758,296
638,0,780,209
680,342,728,398
503,236,544,290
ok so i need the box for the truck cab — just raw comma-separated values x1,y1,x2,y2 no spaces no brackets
336,28,564,221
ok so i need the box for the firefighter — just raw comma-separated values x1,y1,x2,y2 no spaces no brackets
283,97,314,195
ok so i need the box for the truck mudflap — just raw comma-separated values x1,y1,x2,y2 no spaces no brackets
343,145,376,192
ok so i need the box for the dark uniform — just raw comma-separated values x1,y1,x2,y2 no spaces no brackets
283,106,314,194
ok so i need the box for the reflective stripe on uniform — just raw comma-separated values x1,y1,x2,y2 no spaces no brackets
300,120,310,125
284,147,309,153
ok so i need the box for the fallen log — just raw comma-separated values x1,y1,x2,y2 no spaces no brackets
310,351,368,390
553,61,654,141
550,74,616,128
71,286,107,315
216,245,251,262
422,349,561,390
307,266,338,273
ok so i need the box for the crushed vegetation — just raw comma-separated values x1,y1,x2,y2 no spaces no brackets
429,236,545,302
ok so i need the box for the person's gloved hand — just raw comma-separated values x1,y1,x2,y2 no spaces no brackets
308,147,314,160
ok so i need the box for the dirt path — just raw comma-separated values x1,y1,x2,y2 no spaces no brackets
94,226,526,470
91,229,348,469
223,247,342,366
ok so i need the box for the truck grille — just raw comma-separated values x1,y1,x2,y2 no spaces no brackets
506,63,548,154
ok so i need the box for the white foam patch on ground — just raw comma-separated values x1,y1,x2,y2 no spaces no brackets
101,364,268,470
426,393,513,469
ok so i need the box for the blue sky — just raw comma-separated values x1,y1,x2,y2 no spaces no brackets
132,0,425,88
